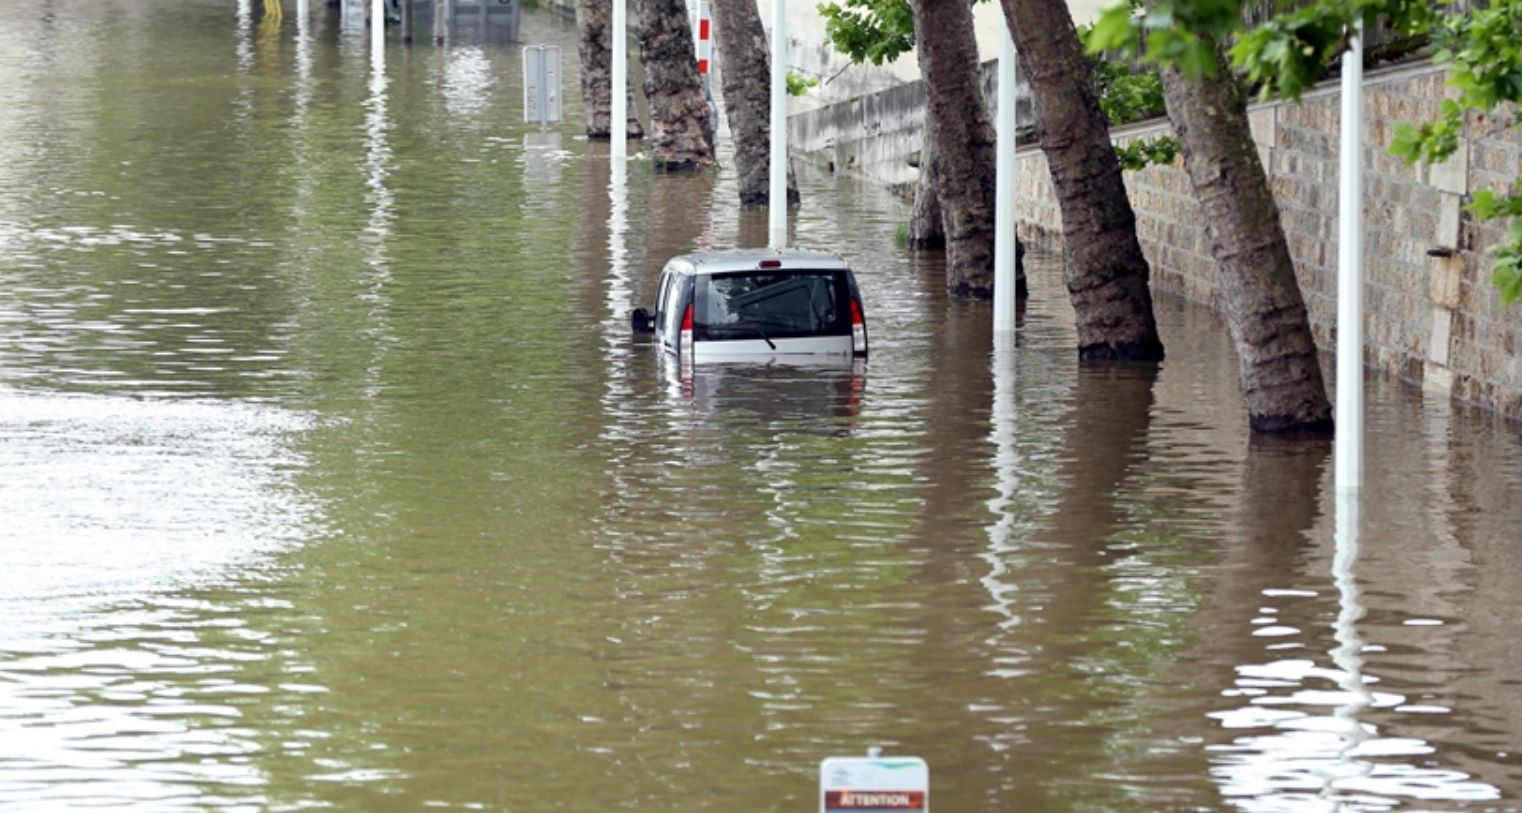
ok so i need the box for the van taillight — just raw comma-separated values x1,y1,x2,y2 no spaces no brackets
680,302,695,359
849,298,867,356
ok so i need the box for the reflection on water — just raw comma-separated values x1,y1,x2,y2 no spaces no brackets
1,2,1521,811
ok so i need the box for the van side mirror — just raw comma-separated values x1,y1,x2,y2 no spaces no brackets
630,307,654,333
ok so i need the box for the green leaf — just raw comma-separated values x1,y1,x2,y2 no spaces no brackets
1389,122,1424,163
1176,40,1218,78
1493,263,1522,305
1088,3,1138,54
1469,188,1500,219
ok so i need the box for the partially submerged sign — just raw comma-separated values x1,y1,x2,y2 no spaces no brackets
522,45,562,127
820,750,928,813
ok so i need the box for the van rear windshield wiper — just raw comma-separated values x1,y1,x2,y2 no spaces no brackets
712,322,779,348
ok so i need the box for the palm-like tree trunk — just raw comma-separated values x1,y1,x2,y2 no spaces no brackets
999,0,1163,360
576,0,644,140
636,0,716,171
909,0,998,298
908,126,944,250
710,0,798,206
1159,43,1333,435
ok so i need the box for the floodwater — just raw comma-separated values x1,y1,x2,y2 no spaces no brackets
1,2,1520,811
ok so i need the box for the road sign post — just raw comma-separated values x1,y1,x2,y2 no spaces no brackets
523,45,563,129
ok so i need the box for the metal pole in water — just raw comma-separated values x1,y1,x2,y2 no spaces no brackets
612,0,628,162
767,0,786,249
371,0,385,53
1336,20,1364,492
993,21,1017,337
297,0,309,24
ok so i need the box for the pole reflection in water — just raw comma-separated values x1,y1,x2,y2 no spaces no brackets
1324,488,1375,808
1208,459,1503,811
361,26,395,396
981,333,1021,642
235,0,253,79
606,155,630,350
293,0,314,139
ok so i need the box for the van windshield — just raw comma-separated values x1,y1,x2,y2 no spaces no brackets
698,270,848,340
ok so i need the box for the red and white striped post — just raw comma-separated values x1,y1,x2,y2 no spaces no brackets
693,1,713,98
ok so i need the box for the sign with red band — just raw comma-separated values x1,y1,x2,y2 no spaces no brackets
824,790,926,811
820,754,928,813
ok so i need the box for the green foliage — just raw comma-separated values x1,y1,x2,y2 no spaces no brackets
1080,25,1167,123
1089,0,1522,304
1114,136,1181,170
1494,241,1522,305
1076,23,1180,169
1088,0,1234,80
787,71,820,97
819,0,1178,171
1388,0,1522,304
1228,14,1350,101
817,0,917,66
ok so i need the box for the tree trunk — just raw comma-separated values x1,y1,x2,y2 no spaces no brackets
636,0,716,171
710,0,798,206
1159,43,1333,435
909,0,997,298
908,126,945,250
909,132,1025,292
576,0,644,140
1000,0,1163,360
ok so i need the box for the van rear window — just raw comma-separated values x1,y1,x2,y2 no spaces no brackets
698,270,848,340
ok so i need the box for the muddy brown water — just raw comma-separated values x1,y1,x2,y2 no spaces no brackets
1,2,1520,811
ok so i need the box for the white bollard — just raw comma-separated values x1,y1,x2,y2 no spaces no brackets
768,0,786,249
1335,21,1364,492
371,0,385,52
993,22,1018,337
612,0,628,162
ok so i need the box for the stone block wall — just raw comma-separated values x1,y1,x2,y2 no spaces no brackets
1013,63,1522,420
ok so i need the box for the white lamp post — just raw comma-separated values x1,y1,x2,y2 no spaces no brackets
993,22,1018,336
768,0,787,249
1336,20,1364,492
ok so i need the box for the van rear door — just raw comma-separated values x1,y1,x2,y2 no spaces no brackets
694,269,854,357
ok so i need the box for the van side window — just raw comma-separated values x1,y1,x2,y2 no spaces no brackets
654,271,673,331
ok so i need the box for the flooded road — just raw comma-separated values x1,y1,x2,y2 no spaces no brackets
2,2,1521,810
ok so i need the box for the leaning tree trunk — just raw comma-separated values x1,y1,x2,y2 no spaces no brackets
908,125,945,250
710,0,798,206
1159,42,1333,435
1000,0,1163,360
576,0,644,140
636,0,715,171
909,0,999,298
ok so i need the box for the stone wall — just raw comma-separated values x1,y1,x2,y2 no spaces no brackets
1013,63,1522,420
789,60,1032,187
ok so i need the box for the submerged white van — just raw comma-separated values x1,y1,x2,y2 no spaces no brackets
630,249,869,362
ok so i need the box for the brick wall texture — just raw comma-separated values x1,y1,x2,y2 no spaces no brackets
1013,64,1522,420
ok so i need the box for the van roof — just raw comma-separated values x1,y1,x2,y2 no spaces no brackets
667,248,851,275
